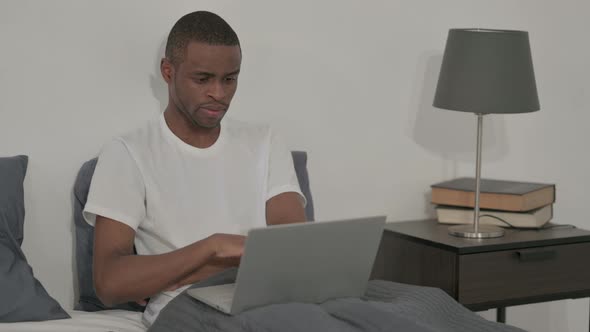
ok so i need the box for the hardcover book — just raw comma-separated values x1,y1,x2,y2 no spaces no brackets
436,204,553,229
431,177,555,212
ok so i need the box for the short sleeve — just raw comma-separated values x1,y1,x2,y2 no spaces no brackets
265,130,306,206
83,139,146,231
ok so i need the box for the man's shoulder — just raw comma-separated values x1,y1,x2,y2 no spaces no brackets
95,116,159,164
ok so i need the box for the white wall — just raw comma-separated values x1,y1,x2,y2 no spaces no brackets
1,1,589,331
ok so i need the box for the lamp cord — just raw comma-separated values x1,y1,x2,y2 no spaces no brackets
477,214,576,230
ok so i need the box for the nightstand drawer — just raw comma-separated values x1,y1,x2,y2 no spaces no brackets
458,242,590,305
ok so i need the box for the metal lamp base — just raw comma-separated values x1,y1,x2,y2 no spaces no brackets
448,224,505,239
446,113,505,240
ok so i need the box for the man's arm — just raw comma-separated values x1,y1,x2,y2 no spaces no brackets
266,192,306,225
93,216,244,306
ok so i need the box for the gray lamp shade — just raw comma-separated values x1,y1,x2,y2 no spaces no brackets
433,29,540,114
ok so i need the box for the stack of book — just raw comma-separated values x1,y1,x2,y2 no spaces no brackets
431,177,556,229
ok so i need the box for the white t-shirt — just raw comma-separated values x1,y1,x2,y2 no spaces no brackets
83,113,304,325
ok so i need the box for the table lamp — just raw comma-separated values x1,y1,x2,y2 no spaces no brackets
433,29,540,238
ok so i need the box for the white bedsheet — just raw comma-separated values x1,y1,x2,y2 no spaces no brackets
0,309,146,332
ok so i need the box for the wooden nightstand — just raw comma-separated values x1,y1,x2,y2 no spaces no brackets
370,219,590,328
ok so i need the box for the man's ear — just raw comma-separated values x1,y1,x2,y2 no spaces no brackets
161,58,174,84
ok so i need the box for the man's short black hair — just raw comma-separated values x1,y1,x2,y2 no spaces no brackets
165,11,240,66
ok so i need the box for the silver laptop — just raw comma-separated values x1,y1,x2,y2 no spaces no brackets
187,216,386,315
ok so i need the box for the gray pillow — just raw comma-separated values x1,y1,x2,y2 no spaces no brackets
0,156,70,322
73,151,314,311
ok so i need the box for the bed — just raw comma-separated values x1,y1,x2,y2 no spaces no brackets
0,153,524,332
0,310,145,332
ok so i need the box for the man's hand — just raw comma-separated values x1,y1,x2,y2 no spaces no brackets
164,234,245,291
210,233,246,259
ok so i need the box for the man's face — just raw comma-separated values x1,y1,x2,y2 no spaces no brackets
166,42,241,129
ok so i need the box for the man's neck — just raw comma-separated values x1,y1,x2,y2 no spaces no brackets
163,108,221,149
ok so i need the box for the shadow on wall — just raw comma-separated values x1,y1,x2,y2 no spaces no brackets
410,52,510,172
150,38,168,113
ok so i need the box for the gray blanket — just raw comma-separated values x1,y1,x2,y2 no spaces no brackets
149,269,525,332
